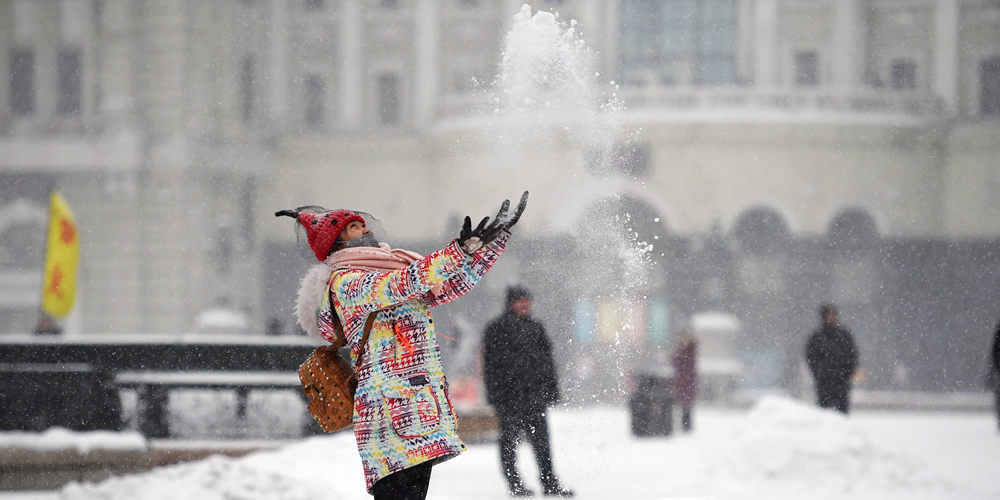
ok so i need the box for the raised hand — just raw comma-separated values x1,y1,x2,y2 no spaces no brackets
456,191,529,255
457,215,490,254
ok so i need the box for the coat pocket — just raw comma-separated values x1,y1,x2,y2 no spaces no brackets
382,375,441,438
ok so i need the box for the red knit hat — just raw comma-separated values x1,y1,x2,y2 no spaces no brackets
276,207,365,261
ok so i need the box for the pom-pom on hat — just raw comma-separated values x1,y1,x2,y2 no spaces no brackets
275,207,365,261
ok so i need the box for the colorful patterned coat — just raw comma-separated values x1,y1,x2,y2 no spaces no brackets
318,233,509,491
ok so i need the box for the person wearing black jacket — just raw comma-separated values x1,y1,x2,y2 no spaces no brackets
805,304,859,414
483,286,573,497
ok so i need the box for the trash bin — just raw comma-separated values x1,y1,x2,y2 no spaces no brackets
629,371,674,437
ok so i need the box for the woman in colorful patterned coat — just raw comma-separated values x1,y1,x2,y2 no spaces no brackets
278,192,527,500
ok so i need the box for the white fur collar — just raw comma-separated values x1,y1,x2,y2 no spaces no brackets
295,262,335,339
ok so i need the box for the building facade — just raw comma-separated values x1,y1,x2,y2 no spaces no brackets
1,0,999,395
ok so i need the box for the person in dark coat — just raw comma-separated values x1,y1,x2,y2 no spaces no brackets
805,304,859,414
989,320,1000,431
671,330,698,432
483,286,573,497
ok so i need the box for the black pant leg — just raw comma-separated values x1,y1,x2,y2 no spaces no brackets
522,409,558,488
816,379,850,414
680,406,692,432
498,412,526,489
816,381,835,409
372,461,433,500
837,387,851,414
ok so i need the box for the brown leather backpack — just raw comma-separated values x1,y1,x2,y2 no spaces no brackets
299,312,376,432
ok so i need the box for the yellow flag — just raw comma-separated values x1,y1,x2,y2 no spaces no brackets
41,192,79,318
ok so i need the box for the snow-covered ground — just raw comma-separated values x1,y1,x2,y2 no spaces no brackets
3,396,999,500
0,428,146,454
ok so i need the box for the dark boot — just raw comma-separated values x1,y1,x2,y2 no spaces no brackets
542,483,574,497
509,483,535,497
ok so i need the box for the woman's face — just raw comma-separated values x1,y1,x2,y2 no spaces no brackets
340,220,370,242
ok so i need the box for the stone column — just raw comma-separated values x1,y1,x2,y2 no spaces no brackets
753,0,778,89
268,0,289,129
100,0,138,127
338,0,363,129
831,0,863,93
413,0,439,128
934,0,959,115
601,0,621,82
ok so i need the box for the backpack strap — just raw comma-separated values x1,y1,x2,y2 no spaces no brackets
355,312,378,366
327,270,378,366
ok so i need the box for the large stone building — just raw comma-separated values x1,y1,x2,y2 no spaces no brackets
1,0,998,396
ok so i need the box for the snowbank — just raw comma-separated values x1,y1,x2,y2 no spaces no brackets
713,396,948,497
59,433,365,500
0,428,146,454
50,396,993,500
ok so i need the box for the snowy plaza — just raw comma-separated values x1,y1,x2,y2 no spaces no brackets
0,396,997,500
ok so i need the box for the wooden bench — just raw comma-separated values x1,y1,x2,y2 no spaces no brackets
0,336,499,442
114,371,306,438
0,334,322,438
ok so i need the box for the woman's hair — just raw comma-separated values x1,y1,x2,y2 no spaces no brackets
331,235,348,253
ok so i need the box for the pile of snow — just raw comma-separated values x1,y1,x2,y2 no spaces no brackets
713,396,948,497
50,396,977,500
0,428,146,454
60,434,365,500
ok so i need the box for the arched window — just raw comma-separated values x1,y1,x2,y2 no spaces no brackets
733,207,789,254
828,208,879,304
0,200,47,271
0,200,48,315
732,207,789,295
828,208,878,246
577,194,668,295
579,195,668,250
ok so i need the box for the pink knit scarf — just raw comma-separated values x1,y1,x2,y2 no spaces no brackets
326,243,443,296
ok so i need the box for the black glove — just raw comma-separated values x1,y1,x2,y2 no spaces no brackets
458,191,528,254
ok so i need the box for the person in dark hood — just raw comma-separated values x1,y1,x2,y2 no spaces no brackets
805,304,859,414
483,286,573,497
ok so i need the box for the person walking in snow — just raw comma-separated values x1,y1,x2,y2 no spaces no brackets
671,329,698,432
805,304,859,414
278,192,527,500
483,286,573,498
